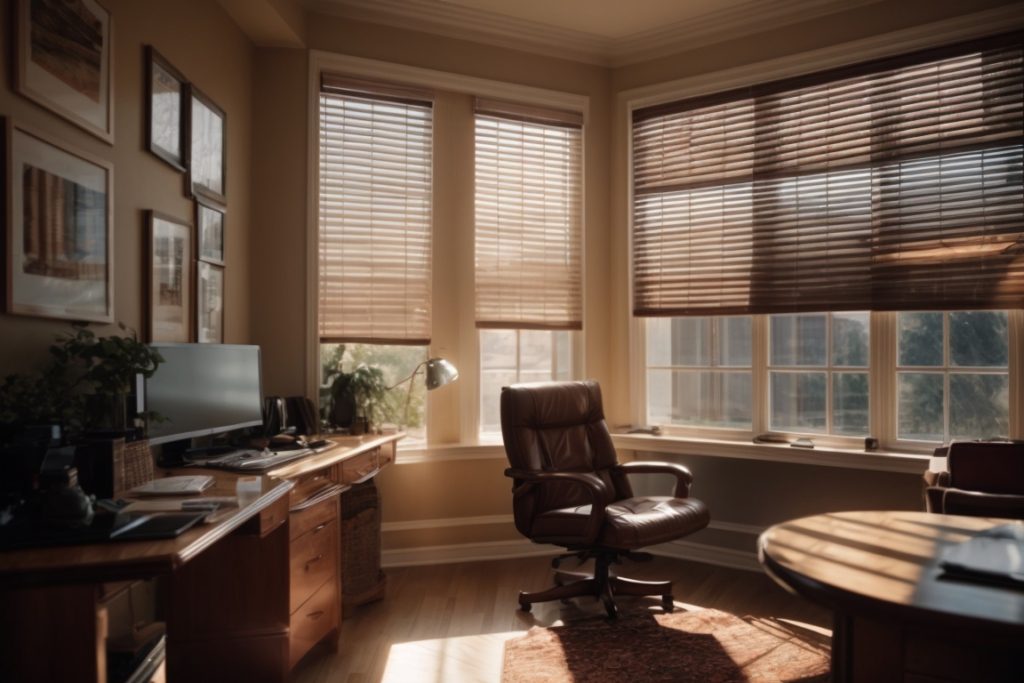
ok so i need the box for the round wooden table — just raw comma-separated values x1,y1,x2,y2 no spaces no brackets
758,510,1024,683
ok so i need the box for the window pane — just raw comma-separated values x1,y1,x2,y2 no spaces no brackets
950,311,1008,367
480,369,516,435
554,331,572,380
480,330,517,369
950,374,1009,439
649,370,751,429
898,312,943,366
670,318,710,366
770,372,827,433
898,372,944,441
832,312,869,367
646,318,672,366
518,330,553,373
832,372,869,436
771,314,826,366
718,316,752,367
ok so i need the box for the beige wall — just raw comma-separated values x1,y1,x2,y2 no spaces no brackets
0,0,254,377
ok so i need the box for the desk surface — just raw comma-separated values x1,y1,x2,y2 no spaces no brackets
266,432,402,479
758,510,1024,635
0,471,292,586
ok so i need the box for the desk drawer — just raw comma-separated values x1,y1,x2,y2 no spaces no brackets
257,496,288,537
290,490,339,542
341,448,380,484
290,515,337,612
290,469,337,508
288,577,337,668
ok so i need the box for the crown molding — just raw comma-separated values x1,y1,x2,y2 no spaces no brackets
303,0,889,67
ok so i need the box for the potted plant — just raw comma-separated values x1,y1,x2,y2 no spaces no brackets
0,323,164,439
321,347,388,435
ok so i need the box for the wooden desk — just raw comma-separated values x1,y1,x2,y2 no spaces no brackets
266,433,401,667
759,511,1024,683
0,472,293,683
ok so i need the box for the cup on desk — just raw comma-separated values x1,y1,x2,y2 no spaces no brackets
236,476,262,506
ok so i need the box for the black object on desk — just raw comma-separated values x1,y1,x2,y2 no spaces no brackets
0,511,205,549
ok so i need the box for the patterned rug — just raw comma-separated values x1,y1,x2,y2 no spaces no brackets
502,608,830,683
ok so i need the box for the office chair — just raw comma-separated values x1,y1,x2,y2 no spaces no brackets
925,441,1024,519
500,380,710,618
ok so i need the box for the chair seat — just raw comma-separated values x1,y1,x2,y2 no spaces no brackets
531,496,710,550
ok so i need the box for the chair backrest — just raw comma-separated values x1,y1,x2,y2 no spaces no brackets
500,381,630,527
947,441,1024,495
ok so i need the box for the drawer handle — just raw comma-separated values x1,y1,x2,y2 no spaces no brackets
307,610,325,620
314,522,328,533
305,554,324,570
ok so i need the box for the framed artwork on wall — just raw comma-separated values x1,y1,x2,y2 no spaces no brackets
3,119,114,323
145,46,187,171
146,211,192,343
14,0,114,143
196,261,224,343
188,85,226,203
195,197,225,265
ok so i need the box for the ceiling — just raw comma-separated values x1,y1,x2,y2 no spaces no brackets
305,0,886,66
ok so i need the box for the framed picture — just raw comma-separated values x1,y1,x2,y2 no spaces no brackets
195,197,224,265
146,211,192,343
196,261,224,343
4,119,114,323
14,0,114,143
188,85,226,203
146,46,187,171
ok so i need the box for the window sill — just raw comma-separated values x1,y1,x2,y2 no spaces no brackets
397,441,506,465
611,432,931,474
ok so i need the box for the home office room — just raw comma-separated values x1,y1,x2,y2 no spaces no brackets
1,1,1022,682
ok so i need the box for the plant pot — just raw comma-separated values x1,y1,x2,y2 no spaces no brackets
350,416,369,436
86,393,130,432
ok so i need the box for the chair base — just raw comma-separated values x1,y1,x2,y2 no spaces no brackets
518,550,673,618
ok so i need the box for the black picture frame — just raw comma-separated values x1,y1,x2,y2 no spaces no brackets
145,46,188,171
187,84,226,203
195,196,225,266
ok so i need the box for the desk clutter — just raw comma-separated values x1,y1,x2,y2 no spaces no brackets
940,523,1024,587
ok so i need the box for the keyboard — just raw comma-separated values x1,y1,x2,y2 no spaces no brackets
189,448,313,471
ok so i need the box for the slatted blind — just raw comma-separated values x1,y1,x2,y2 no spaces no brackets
632,33,1024,317
475,99,584,330
318,76,433,344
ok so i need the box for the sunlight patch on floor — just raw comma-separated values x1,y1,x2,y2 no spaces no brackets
381,631,524,683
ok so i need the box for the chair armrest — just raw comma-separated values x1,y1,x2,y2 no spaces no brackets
616,461,694,498
504,469,609,544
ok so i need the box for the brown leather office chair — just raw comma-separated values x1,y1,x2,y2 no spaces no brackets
501,380,710,618
925,441,1024,519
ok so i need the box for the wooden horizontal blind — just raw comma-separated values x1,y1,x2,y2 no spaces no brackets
318,79,433,344
474,100,584,330
632,33,1024,316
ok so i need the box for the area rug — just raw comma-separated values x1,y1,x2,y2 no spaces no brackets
502,608,830,683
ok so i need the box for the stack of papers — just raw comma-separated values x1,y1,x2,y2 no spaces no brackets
940,523,1024,586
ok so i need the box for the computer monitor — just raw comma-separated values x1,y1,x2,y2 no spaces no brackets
145,344,264,445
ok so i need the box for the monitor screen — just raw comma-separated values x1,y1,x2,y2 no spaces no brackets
145,344,264,445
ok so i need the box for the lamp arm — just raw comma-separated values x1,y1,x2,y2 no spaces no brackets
387,360,427,391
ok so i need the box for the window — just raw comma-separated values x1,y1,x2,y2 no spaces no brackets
474,99,584,435
479,330,574,435
317,78,433,436
897,311,1009,443
633,35,1023,449
646,317,752,429
768,313,869,436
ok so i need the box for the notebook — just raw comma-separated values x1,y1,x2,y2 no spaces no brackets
131,475,215,496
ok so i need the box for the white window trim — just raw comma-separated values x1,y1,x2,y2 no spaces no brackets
307,51,589,446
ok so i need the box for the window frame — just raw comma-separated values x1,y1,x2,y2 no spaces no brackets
307,52,590,448
635,311,1022,453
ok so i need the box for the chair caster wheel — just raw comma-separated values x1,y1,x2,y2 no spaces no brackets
662,595,674,613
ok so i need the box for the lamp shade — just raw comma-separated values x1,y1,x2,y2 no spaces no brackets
424,358,459,390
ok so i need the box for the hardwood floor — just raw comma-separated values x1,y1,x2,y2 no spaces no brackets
290,555,831,683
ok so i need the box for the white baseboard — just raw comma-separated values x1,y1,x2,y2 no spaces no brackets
382,536,761,572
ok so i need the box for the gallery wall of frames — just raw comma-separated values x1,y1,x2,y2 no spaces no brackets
1,0,241,350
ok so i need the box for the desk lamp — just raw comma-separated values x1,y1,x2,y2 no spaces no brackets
388,357,459,428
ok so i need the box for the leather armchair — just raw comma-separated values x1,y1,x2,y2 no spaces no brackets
925,441,1024,519
501,380,710,617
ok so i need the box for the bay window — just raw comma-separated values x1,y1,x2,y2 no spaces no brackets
633,34,1023,449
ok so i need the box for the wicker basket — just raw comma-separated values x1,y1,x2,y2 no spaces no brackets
117,438,154,493
75,437,154,497
341,479,385,612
